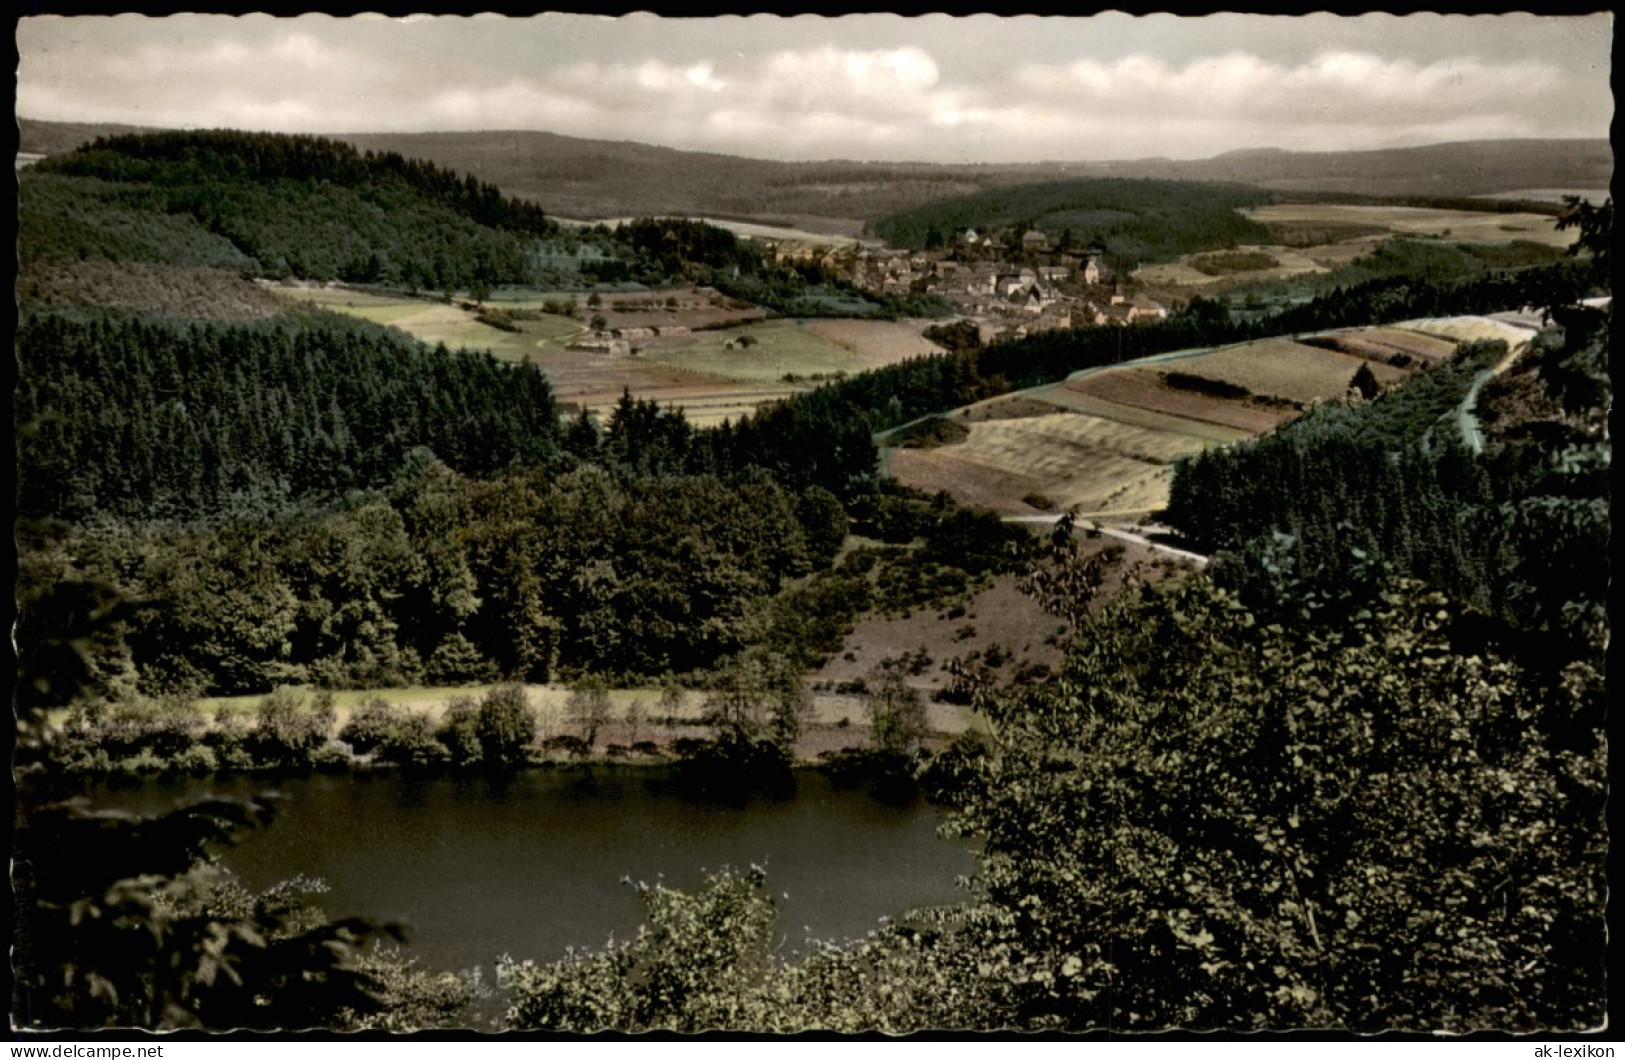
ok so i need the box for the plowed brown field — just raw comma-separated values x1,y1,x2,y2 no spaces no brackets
1308,327,1459,366
1066,371,1294,434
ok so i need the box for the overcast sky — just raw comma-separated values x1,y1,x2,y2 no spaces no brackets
16,12,1615,164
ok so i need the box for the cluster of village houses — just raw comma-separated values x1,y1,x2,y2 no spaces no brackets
569,225,1171,354
775,225,1170,340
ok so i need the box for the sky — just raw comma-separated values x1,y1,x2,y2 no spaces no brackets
15,12,1616,164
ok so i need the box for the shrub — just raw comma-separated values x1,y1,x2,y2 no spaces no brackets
63,747,113,776
246,688,334,768
171,744,219,776
118,749,168,775
540,735,589,757
376,713,450,770
339,697,403,756
476,685,536,768
311,741,354,773
436,696,482,767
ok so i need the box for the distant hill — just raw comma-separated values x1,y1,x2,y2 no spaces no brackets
1072,139,1614,199
19,118,1611,234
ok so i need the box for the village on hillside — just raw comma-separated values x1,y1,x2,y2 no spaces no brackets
773,225,1168,341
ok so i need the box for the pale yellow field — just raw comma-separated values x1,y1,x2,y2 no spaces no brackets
801,318,947,367
274,287,587,360
1243,204,1576,247
890,410,1214,516
1390,317,1538,348
1166,337,1409,405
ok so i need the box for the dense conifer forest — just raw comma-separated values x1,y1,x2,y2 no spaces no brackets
16,307,563,524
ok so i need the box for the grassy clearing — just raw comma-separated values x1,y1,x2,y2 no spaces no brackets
272,286,437,325
1136,245,1328,288
639,319,865,384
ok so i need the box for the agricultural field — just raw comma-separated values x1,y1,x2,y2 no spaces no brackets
800,318,946,368
637,318,868,385
1156,336,1411,406
272,286,587,359
585,285,768,331
1063,370,1296,435
540,346,790,425
272,285,446,326
1472,187,1612,205
269,283,814,425
1241,203,1577,248
1301,326,1461,367
1135,243,1329,288
1026,384,1254,443
887,325,1468,519
1390,315,1540,348
890,409,1211,517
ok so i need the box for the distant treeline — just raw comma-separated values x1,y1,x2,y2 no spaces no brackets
585,217,954,319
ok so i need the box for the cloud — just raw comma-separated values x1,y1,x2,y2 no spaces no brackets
16,19,1611,162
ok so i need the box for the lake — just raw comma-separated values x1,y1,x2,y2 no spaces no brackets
47,767,977,983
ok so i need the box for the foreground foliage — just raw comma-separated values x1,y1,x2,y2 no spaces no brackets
500,573,1606,1032
12,794,392,1029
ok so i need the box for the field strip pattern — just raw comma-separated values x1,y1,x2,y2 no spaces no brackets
1026,385,1253,443
1161,337,1407,405
1066,371,1295,434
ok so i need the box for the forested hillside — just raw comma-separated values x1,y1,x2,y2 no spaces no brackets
23,130,552,291
874,178,1273,264
16,307,563,524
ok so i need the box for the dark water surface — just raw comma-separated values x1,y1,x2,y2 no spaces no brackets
59,767,976,977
